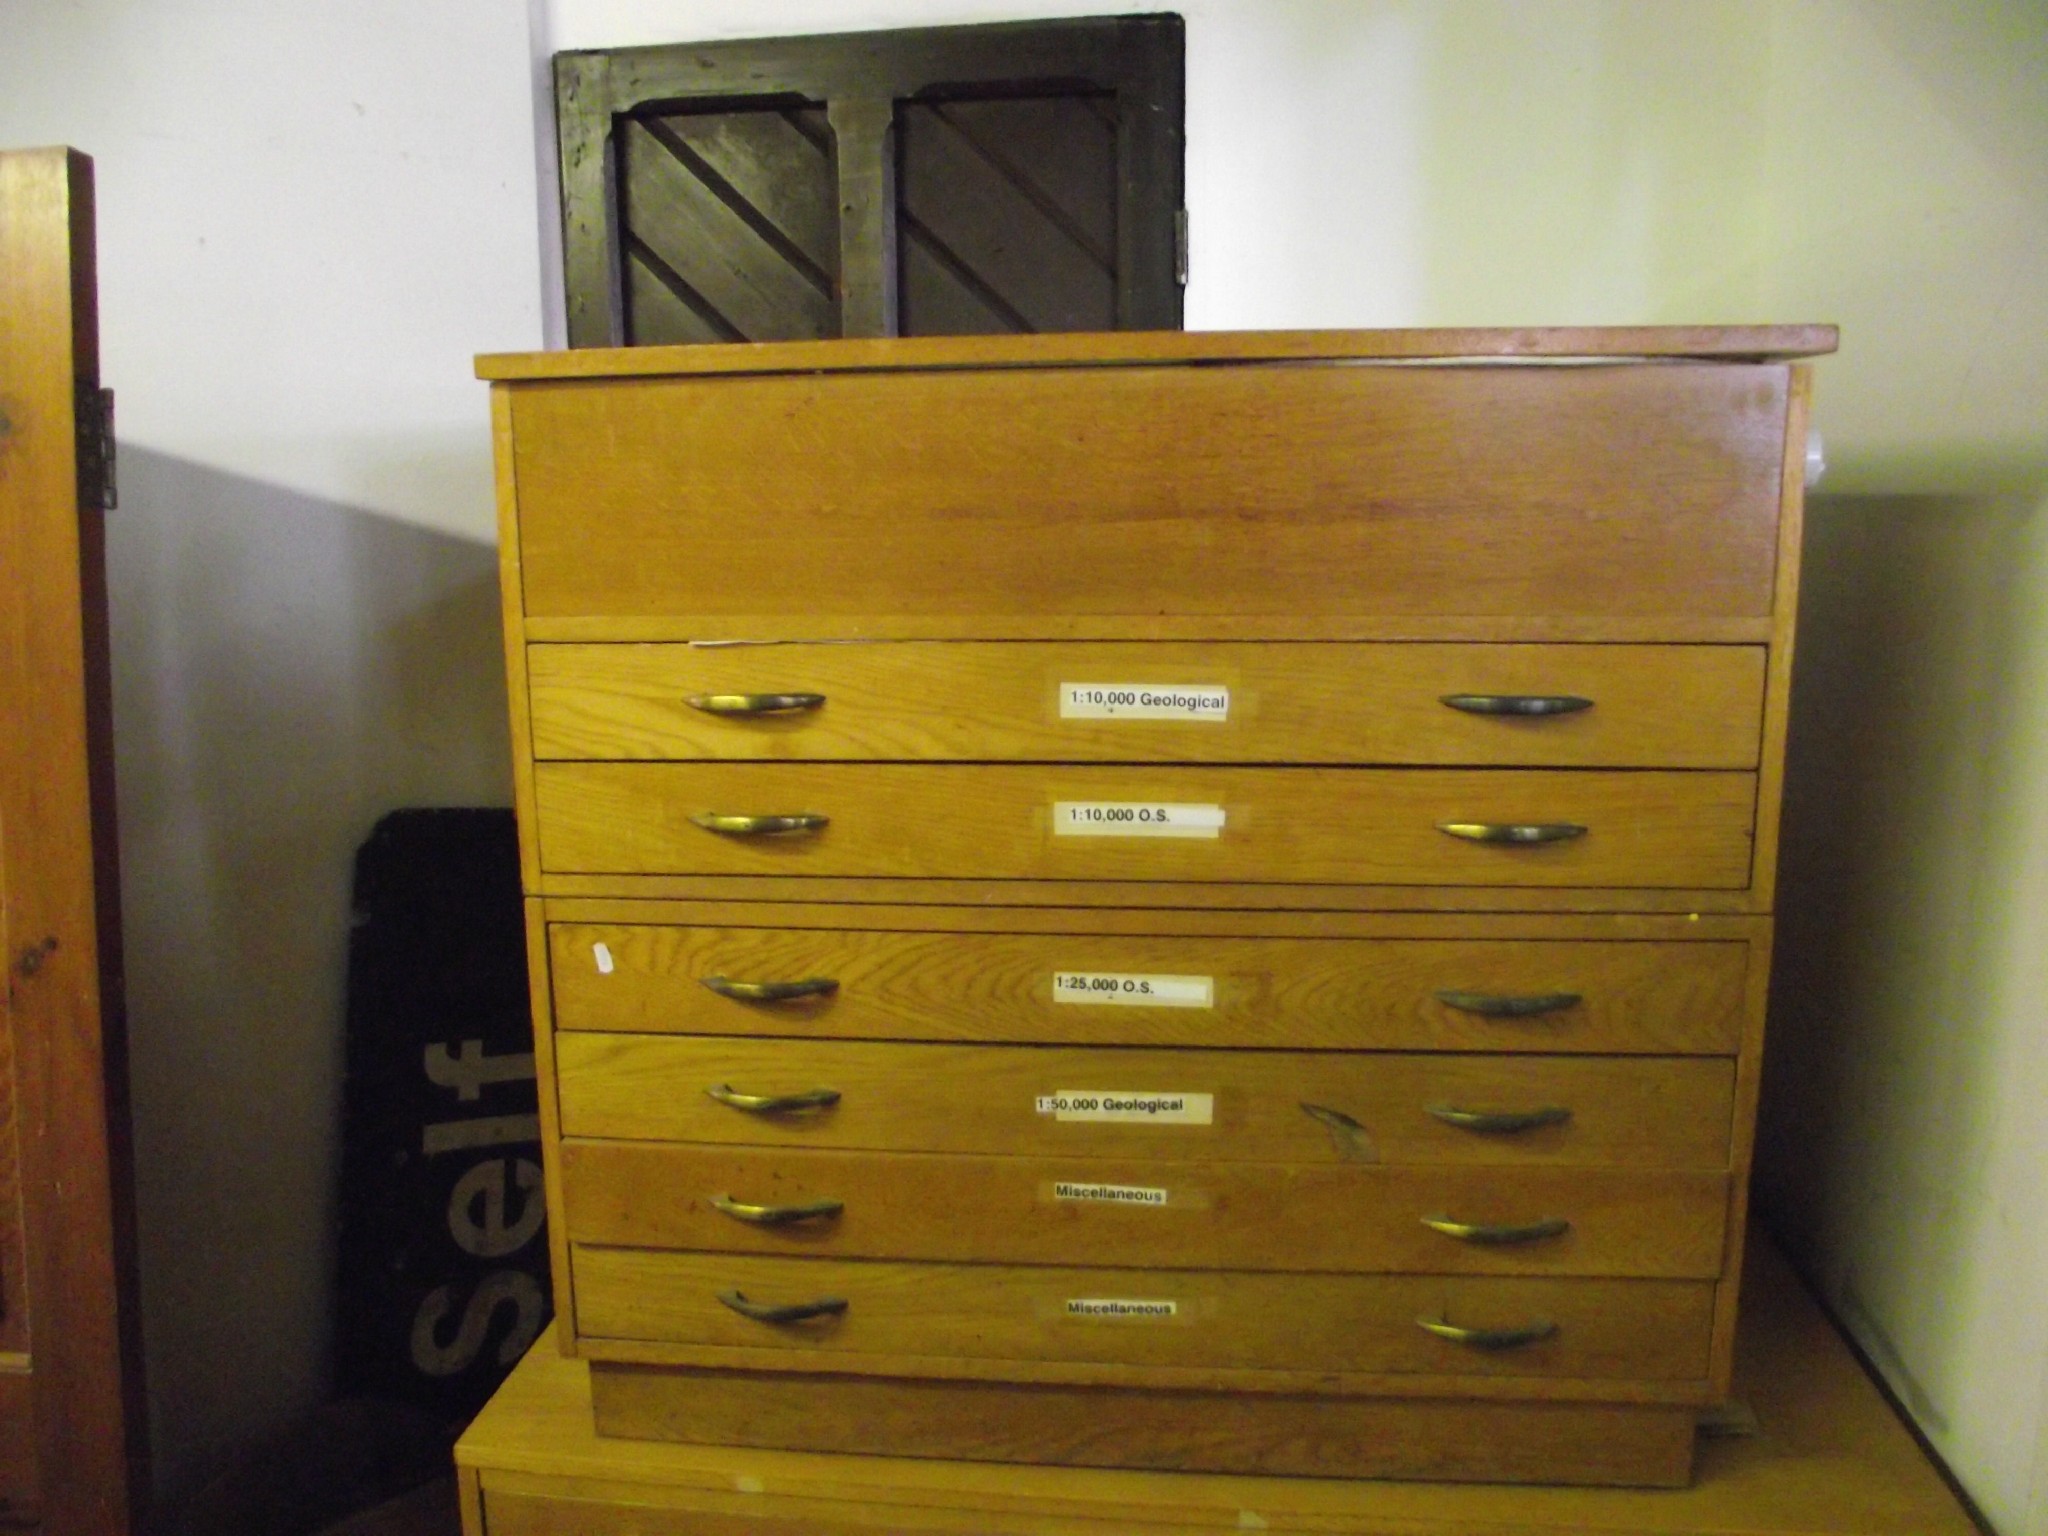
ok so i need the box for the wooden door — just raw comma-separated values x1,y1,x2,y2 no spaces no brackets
554,15,1185,344
0,146,147,1535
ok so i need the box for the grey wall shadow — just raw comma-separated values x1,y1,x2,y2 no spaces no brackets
1758,486,2047,1433
105,446,512,1500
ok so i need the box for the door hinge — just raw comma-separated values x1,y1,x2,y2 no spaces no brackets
1174,208,1189,286
76,381,115,511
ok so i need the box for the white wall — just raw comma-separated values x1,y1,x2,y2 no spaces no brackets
0,0,545,1499
5,1,2046,1527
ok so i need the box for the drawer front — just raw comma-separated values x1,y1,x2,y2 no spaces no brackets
528,642,1768,768
534,765,1758,888
510,363,1787,623
574,1248,1715,1384
557,1036,1736,1169
549,925,1749,1054
560,1142,1728,1278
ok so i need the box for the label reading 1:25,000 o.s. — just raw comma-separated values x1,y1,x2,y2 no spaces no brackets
1052,971,1214,1008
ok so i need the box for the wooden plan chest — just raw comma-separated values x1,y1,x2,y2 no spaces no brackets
478,324,1833,1487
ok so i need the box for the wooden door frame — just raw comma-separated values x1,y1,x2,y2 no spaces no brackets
0,145,148,1535
554,14,1185,345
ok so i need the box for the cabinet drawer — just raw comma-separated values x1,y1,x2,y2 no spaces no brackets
534,765,1757,889
557,1036,1735,1169
510,363,1786,624
574,1248,1715,1385
528,642,1767,768
560,1143,1728,1278
549,924,1749,1054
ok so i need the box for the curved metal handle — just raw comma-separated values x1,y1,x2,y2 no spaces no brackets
1422,1214,1571,1245
1437,821,1587,845
717,1289,848,1324
711,1193,844,1226
1427,1103,1574,1134
706,1083,842,1114
691,812,829,836
687,693,826,717
1434,990,1582,1018
700,975,839,1003
1417,1316,1558,1351
1440,694,1592,718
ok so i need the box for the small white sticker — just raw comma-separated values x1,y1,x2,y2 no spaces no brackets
1053,1181,1169,1206
1066,1297,1178,1319
592,942,614,974
1034,1091,1214,1125
1053,971,1213,1008
1053,802,1224,839
1061,683,1229,722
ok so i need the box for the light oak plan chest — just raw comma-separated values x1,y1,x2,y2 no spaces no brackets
477,325,1835,1489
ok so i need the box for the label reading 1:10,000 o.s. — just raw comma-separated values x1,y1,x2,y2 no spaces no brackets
1053,802,1224,839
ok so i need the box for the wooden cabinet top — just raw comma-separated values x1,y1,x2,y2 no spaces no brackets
476,325,1837,382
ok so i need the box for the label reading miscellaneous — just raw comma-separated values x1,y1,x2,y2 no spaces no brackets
1053,802,1225,839
1052,971,1214,1008
1052,1181,1169,1206
1034,1091,1215,1125
1066,1298,1178,1320
1060,683,1230,722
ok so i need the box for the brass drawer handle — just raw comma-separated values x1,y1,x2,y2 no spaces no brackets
1417,1316,1559,1351
1437,821,1586,845
717,1289,848,1324
706,1083,842,1114
1427,1103,1573,1134
691,812,829,836
1440,694,1592,718
700,975,840,1003
1434,990,1582,1018
711,1193,844,1226
1421,1214,1571,1245
687,693,826,716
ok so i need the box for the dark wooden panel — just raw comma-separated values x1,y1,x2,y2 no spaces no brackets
898,95,1116,335
555,15,1184,345
620,110,836,344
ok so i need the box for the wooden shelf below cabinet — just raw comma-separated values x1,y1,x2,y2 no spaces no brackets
453,1226,1981,1536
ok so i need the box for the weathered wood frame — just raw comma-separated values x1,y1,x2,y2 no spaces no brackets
0,146,148,1534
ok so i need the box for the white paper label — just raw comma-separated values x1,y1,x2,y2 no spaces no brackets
1060,683,1229,722
592,942,614,975
1035,1091,1214,1125
1052,971,1213,1008
1052,1181,1169,1206
1065,1297,1178,1319
1053,802,1225,839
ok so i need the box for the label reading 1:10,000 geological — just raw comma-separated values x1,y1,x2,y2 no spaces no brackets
1059,683,1229,721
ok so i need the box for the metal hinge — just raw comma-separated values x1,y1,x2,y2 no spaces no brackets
75,381,115,511
1174,209,1189,286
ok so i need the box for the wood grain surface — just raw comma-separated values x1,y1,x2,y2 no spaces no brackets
527,641,1769,767
508,364,1787,623
546,922,1752,1053
556,1036,1736,1168
560,1142,1728,1278
534,763,1760,888
574,1248,1714,1385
